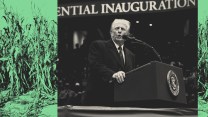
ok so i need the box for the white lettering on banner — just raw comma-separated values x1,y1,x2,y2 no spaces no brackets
58,0,196,17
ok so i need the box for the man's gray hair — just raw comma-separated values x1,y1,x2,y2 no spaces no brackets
111,19,131,31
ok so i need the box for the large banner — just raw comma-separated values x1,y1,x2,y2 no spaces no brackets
58,0,196,17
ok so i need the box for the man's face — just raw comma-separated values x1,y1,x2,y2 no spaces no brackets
110,23,129,43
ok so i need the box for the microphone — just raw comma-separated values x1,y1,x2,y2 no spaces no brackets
123,34,145,44
123,34,135,40
123,34,163,62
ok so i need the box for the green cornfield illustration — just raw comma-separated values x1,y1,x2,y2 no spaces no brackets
0,1,57,116
198,18,208,99
198,17,208,116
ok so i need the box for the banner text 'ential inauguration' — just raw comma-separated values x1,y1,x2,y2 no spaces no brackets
58,0,196,17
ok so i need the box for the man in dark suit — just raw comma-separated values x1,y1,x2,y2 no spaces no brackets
84,19,135,106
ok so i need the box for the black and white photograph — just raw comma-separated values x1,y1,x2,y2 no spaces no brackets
58,0,197,116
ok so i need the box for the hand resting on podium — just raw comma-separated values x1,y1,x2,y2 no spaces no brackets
112,71,126,83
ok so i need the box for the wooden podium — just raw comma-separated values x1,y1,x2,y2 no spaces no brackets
114,61,187,107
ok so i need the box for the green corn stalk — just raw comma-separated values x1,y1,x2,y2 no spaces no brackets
198,17,208,99
0,1,57,116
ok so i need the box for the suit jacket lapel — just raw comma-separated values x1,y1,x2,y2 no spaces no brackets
106,40,125,70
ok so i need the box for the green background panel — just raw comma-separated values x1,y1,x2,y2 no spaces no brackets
0,0,57,116
198,0,208,116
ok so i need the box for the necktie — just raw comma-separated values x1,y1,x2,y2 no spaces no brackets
118,46,125,66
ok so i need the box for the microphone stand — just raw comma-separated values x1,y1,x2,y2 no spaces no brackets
127,37,163,62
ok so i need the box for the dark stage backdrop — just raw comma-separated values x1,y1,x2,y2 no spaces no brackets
58,0,197,107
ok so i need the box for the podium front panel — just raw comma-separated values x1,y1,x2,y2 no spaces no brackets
114,61,187,106
114,63,157,102
154,62,187,104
